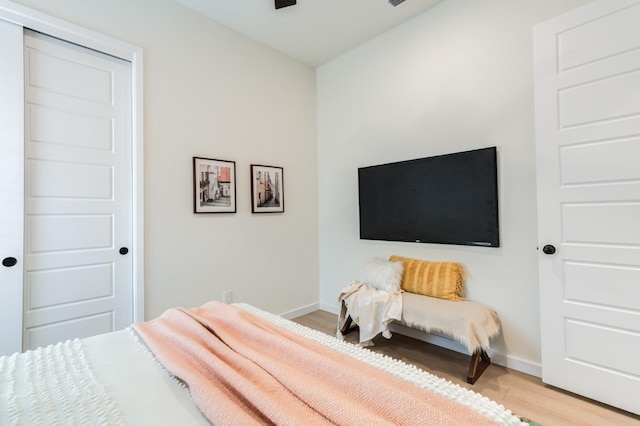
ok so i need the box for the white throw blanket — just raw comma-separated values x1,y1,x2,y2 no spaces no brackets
400,291,501,353
337,280,403,346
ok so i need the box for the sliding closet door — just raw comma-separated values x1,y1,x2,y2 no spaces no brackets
0,19,25,357
22,30,134,350
0,20,135,356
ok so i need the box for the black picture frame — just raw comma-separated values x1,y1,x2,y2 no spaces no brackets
193,157,236,213
250,164,284,213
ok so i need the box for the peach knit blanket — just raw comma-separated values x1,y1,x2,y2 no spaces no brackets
133,301,496,426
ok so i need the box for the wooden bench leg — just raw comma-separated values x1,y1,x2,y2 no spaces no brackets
340,315,359,335
467,349,491,384
341,314,490,385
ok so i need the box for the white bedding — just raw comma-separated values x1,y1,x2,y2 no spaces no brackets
0,338,126,425
0,331,208,425
83,330,209,425
0,303,525,425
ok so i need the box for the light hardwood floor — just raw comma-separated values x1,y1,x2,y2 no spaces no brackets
291,310,640,426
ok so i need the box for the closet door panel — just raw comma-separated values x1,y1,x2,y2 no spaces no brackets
0,19,24,357
22,30,134,349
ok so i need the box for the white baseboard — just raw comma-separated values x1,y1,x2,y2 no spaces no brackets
316,303,542,378
494,353,542,378
279,302,320,320
319,302,340,315
389,323,542,378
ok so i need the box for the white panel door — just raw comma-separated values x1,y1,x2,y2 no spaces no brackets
534,0,640,415
22,30,133,350
0,19,24,357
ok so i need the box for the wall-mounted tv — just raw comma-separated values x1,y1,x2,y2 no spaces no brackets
358,147,499,247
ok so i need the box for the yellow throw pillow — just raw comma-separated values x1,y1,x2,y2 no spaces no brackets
389,255,466,301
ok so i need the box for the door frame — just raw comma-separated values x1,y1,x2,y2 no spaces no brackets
0,0,145,322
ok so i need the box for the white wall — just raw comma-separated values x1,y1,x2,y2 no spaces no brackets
317,0,589,373
13,0,319,319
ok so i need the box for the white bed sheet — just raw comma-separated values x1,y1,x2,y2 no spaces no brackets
82,330,209,425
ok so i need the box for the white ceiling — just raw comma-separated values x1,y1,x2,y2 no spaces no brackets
175,0,444,67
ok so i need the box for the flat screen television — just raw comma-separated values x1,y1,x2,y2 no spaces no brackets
358,147,499,247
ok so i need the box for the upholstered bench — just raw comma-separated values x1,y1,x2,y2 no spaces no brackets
338,256,501,384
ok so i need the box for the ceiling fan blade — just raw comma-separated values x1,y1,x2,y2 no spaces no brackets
275,0,296,9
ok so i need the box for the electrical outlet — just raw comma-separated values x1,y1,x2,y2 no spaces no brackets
222,290,232,304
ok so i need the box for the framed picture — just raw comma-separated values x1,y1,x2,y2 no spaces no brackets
250,164,284,213
193,157,236,213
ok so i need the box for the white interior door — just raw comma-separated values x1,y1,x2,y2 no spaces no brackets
534,0,640,415
21,30,134,350
0,19,24,357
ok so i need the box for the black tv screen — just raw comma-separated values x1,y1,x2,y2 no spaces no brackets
358,147,499,247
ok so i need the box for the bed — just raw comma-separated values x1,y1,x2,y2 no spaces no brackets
0,302,525,425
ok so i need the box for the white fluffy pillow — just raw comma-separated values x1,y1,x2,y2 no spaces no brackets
360,258,404,293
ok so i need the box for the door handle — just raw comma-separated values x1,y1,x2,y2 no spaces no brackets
542,245,556,255
119,247,129,255
2,257,17,267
